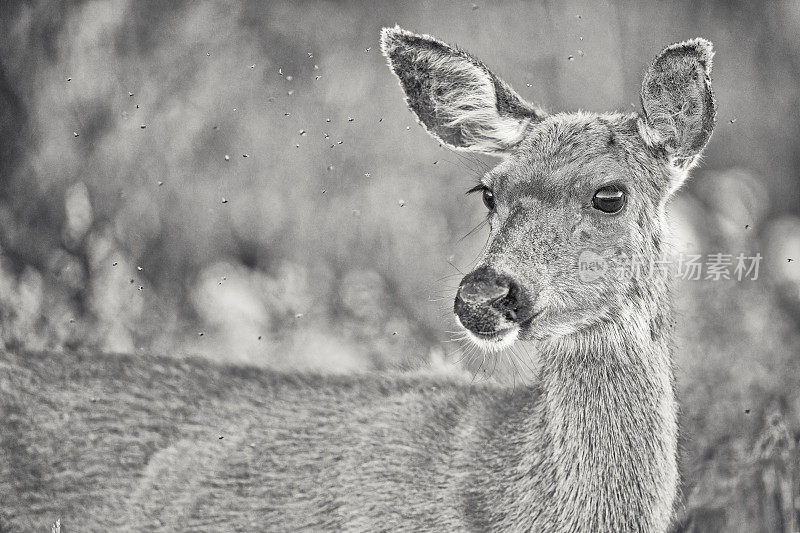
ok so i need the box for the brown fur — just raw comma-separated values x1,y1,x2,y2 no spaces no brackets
0,28,716,531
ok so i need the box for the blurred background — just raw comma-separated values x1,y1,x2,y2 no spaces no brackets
1,0,799,530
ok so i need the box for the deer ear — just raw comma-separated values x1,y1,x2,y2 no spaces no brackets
639,38,716,168
380,26,545,154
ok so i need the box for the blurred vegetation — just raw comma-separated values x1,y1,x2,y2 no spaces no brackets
1,0,799,530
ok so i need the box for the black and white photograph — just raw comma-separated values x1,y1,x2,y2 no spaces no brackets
1,1,799,531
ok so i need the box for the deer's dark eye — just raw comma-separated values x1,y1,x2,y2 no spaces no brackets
592,185,626,213
466,184,496,211
482,188,495,210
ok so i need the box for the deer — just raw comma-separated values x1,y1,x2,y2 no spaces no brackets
0,27,716,532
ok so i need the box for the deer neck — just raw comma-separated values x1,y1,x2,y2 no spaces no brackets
532,297,678,529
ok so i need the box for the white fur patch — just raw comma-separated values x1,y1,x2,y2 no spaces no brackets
636,115,665,150
429,58,531,152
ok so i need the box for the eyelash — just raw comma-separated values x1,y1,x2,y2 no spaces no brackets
466,184,486,195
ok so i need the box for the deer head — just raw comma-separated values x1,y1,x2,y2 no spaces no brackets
381,27,716,352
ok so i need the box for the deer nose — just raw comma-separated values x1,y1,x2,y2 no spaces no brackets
455,265,522,315
457,271,511,305
454,266,534,333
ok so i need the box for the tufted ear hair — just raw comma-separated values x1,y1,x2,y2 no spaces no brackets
639,38,717,169
380,26,545,154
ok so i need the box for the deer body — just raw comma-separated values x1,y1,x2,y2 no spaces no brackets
2,28,716,532
4,330,674,531
185,334,672,532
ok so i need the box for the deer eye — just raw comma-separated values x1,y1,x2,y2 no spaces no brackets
482,188,495,211
466,184,496,211
592,185,626,213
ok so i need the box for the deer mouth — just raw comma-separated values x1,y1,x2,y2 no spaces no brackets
467,326,520,352
454,309,542,352
454,314,520,352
